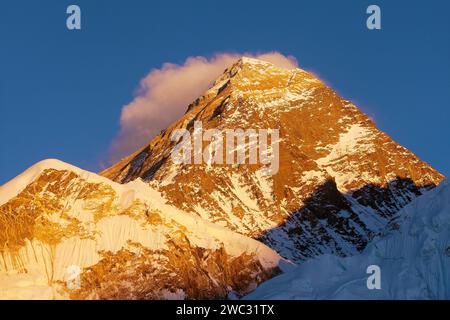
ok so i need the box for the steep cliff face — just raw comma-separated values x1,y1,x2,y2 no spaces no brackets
101,57,444,261
0,160,283,299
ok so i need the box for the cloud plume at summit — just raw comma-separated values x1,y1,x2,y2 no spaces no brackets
108,52,298,162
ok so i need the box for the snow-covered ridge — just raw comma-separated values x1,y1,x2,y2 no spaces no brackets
0,159,111,206
240,56,274,66
246,180,450,299
1,159,283,264
0,159,288,299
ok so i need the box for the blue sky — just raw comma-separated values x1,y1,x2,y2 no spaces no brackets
1,0,449,184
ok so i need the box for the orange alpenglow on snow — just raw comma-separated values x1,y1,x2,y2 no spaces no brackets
0,57,444,299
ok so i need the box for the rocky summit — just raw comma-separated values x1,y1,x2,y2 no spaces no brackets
101,57,444,262
0,57,444,299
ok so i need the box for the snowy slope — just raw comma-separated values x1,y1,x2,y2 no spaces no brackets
0,159,285,299
245,180,450,299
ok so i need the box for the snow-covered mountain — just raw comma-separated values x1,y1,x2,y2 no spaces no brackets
0,57,446,300
101,57,444,262
245,179,450,299
0,159,284,299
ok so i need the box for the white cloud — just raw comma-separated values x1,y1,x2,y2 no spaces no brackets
109,52,298,162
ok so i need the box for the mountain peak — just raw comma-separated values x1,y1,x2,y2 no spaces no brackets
1,52,446,299
0,157,283,299
229,55,300,74
216,56,281,83
218,56,297,83
206,56,314,101
101,56,443,262
237,56,274,67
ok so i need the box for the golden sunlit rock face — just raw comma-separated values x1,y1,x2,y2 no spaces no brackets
70,242,275,300
0,57,444,299
0,164,282,299
101,57,444,262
